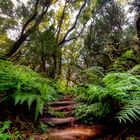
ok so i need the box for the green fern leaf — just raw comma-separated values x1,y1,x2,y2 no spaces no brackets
116,105,140,123
35,98,44,120
27,94,39,110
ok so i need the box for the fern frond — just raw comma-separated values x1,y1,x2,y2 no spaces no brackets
27,95,40,110
75,72,140,124
74,102,111,122
35,98,44,120
116,104,140,123
14,93,28,105
0,60,57,119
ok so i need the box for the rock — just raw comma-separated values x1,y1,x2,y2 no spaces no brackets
51,105,73,111
49,101,74,106
63,111,72,116
43,105,73,112
41,117,77,125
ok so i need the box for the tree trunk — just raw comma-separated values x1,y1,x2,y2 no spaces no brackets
66,66,71,86
136,13,140,40
51,48,57,79
6,34,28,57
56,47,62,77
39,56,46,74
6,2,50,57
51,45,62,79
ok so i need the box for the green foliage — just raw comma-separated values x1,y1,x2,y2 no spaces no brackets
74,103,111,123
75,84,105,103
0,60,58,119
38,122,48,133
0,0,14,16
112,50,137,71
74,72,140,124
48,108,65,118
104,73,140,123
28,137,35,140
116,103,140,123
129,64,140,75
0,120,24,140
54,79,74,95
0,121,12,140
129,136,136,140
78,66,104,85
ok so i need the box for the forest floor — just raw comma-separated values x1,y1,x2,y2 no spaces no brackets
28,95,140,140
31,95,103,140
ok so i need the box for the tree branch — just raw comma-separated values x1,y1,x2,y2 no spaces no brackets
62,23,86,43
6,0,51,57
56,1,67,43
20,0,39,36
58,0,87,46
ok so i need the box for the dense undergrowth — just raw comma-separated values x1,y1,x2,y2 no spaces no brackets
1,59,140,139
0,60,59,121
74,72,140,124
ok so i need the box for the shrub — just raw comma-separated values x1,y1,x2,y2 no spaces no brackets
112,50,137,72
0,60,58,119
74,72,140,124
77,66,104,85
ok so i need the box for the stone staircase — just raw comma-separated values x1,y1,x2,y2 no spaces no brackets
41,95,77,126
32,95,103,140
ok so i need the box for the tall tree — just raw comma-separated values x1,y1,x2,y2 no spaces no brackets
6,0,52,57
7,0,90,78
80,0,129,70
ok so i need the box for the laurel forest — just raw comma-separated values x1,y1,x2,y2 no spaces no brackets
1,0,140,139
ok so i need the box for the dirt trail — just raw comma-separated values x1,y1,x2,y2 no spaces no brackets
32,95,103,140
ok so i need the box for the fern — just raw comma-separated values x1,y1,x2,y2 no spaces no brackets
129,64,140,75
14,93,39,108
78,66,104,85
112,49,136,71
116,99,140,123
116,104,140,123
75,84,106,103
74,103,111,123
35,98,45,119
0,60,58,120
74,72,140,124
0,121,12,140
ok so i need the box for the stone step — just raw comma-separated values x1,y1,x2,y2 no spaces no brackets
49,101,74,106
48,126,103,140
43,110,72,117
44,105,73,112
63,111,73,116
51,105,73,111
41,117,77,125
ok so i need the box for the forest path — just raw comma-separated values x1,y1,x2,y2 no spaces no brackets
32,95,103,140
